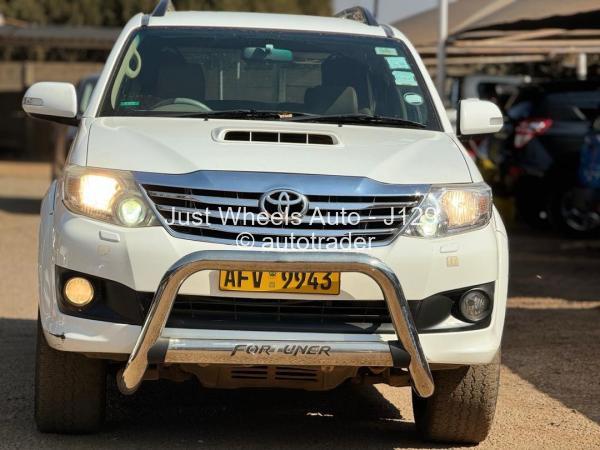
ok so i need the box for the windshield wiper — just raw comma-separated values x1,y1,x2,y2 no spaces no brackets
287,113,426,129
163,109,313,120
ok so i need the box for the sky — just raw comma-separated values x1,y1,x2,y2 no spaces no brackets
333,0,439,24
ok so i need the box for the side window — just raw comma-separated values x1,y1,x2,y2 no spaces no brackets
110,35,142,109
78,82,95,114
543,92,600,122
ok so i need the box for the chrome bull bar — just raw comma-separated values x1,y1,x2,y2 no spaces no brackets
117,251,434,397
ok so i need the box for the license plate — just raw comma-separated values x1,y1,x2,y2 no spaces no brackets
219,271,340,295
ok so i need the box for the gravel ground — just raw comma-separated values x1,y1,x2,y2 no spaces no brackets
0,162,599,449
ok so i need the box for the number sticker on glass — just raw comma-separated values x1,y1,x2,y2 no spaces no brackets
393,70,418,86
219,271,340,295
404,92,424,105
375,46,398,56
385,56,410,70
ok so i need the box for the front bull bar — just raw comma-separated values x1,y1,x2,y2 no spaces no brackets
117,251,434,397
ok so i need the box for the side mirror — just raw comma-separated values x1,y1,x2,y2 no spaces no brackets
458,99,503,135
22,82,78,126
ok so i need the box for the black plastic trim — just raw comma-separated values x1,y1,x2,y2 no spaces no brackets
55,266,147,325
152,0,174,17
55,266,494,335
412,282,495,333
29,113,79,127
381,24,394,38
164,316,395,335
148,337,169,363
388,341,411,368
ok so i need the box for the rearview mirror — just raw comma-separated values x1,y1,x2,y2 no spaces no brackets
22,82,78,126
458,99,503,135
243,44,293,62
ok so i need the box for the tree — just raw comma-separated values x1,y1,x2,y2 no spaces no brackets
0,0,332,26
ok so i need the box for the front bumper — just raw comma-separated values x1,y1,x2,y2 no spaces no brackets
38,185,509,390
117,250,434,397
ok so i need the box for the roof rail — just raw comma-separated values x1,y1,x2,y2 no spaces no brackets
334,6,379,26
152,0,175,17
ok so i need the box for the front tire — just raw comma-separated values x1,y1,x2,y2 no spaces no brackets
412,353,500,444
35,317,107,433
551,185,600,237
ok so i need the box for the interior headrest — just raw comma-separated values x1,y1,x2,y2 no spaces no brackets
304,85,358,115
321,55,367,87
156,62,205,101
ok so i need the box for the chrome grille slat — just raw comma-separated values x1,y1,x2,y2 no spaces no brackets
171,222,397,237
149,191,416,211
142,178,424,247
309,200,419,210
147,190,259,207
156,204,410,225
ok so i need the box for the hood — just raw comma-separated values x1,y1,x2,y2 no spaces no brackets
87,117,472,184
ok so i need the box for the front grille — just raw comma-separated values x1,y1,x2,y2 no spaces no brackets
142,184,422,246
156,295,393,333
171,296,390,322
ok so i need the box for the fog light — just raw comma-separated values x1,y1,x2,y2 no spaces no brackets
459,289,491,322
64,277,94,307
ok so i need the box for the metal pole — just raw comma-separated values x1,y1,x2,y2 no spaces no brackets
436,0,448,102
373,0,379,19
576,53,587,80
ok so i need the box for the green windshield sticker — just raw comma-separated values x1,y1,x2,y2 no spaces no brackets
375,46,398,56
404,92,424,105
393,70,418,86
119,100,140,107
385,56,410,70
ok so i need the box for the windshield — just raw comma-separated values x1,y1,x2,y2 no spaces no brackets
100,27,440,130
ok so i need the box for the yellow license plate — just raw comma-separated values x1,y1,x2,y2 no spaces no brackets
219,271,340,295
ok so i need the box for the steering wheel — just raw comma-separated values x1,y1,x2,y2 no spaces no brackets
152,97,212,112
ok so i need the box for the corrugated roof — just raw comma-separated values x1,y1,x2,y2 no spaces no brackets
0,24,120,49
392,0,600,45
469,0,600,29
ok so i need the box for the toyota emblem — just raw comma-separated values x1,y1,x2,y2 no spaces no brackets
259,189,309,219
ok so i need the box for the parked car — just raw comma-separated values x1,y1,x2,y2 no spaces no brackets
23,2,508,444
446,74,532,131
446,75,533,189
502,80,600,236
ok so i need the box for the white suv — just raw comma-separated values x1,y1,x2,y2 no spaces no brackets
25,2,508,443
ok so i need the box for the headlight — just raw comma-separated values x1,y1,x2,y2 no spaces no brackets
404,183,492,238
62,165,157,227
